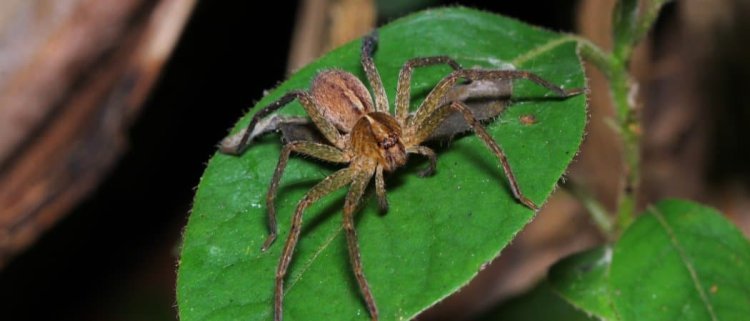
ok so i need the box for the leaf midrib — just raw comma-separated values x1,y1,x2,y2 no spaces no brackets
648,206,718,321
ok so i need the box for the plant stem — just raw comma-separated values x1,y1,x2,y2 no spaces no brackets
573,37,615,79
571,36,640,236
569,0,671,236
609,61,640,233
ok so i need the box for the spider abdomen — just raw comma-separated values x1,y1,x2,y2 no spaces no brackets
311,70,374,133
351,112,407,172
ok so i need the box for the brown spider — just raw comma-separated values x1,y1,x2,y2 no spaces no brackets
222,32,582,321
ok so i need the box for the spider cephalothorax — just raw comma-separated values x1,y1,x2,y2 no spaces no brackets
351,112,406,171
221,32,582,321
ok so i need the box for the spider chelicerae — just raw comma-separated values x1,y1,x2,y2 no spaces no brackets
220,32,582,321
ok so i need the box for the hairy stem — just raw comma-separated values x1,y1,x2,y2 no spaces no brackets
570,0,670,236
574,36,615,79
570,36,639,237
610,64,640,232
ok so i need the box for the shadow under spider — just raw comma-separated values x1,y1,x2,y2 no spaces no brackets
509,93,582,104
274,177,346,240
274,178,376,288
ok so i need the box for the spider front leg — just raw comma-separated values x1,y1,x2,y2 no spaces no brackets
449,101,539,209
409,100,540,210
275,167,358,321
409,69,583,131
361,32,389,113
406,145,437,177
262,141,350,251
396,56,462,123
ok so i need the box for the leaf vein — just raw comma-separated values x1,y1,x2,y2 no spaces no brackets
649,206,718,321
511,36,577,66
285,226,344,293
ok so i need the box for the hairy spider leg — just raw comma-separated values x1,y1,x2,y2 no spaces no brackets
236,91,346,153
405,145,437,177
374,165,388,212
395,56,462,124
389,56,463,178
412,98,544,210
274,167,359,321
409,69,583,134
361,32,389,113
449,101,539,209
402,70,574,207
262,141,350,251
343,168,378,321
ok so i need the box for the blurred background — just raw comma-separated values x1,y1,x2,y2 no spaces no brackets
0,0,748,320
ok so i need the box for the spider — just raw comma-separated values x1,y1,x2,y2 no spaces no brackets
222,32,582,321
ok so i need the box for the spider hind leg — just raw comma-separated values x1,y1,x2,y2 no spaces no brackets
273,167,359,321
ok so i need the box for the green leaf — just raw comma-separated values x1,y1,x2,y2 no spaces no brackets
477,281,597,321
550,199,750,321
611,199,750,321
549,246,617,321
177,7,586,321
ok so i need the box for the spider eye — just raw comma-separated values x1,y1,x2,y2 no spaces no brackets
377,135,399,149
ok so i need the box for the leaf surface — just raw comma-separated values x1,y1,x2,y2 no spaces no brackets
550,199,750,321
549,246,617,321
611,200,750,321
